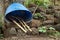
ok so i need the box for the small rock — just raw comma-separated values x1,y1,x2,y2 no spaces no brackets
54,18,60,24
54,6,60,10
54,24,60,32
17,29,26,36
46,9,55,14
27,28,39,35
36,6,46,13
43,20,54,25
48,5,54,9
45,15,54,20
9,27,17,35
55,11,60,18
28,3,36,8
31,28,39,35
30,19,42,28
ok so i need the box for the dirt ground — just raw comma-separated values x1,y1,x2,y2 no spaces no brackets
0,29,60,40
0,35,60,40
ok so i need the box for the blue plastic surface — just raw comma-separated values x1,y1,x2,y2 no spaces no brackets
5,3,32,22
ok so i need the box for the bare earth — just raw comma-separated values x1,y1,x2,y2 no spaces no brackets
0,34,60,40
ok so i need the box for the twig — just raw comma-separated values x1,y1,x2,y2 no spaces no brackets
33,5,38,15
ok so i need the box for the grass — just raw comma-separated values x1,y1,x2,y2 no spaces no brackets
24,0,51,8
0,14,4,27
0,14,4,38
38,26,60,38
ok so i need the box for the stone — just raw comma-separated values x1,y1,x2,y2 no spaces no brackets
27,27,39,35
45,15,54,20
9,27,17,35
30,19,42,28
43,20,54,25
54,24,60,32
55,11,60,18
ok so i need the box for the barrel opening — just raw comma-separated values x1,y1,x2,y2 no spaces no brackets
5,10,32,22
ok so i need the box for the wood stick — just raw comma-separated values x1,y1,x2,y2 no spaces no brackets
19,21,28,31
12,20,27,33
9,18,27,33
22,20,32,32
11,16,28,31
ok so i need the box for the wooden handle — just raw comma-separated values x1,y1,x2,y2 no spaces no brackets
19,21,28,31
13,20,27,33
22,20,32,32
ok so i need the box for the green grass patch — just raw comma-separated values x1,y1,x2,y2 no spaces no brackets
38,26,60,37
0,14,4,27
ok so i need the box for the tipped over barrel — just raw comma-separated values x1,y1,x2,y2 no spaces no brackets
5,3,32,22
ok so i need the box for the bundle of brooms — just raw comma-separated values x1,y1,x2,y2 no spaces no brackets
9,16,32,33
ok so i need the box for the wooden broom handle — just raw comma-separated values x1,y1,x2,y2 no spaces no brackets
19,21,28,31
13,20,27,33
22,20,32,32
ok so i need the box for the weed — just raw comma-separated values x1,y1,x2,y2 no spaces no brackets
38,26,60,37
24,0,51,8
33,13,45,20
0,14,4,38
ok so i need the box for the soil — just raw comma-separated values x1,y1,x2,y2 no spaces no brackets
0,30,60,40
0,36,59,40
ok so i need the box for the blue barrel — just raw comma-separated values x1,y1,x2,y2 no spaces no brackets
5,3,32,22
